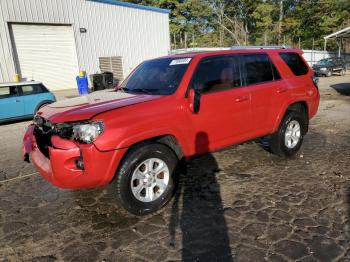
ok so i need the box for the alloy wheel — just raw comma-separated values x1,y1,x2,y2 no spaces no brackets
130,158,170,202
285,120,301,149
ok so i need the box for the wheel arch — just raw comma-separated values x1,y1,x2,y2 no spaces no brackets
110,134,186,185
34,100,54,114
128,134,185,160
273,100,309,133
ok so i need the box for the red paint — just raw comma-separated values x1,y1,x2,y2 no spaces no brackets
23,49,320,189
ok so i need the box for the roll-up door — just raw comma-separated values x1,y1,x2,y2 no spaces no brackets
11,24,79,90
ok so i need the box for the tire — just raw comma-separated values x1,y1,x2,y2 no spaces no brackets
269,110,307,157
341,69,346,76
112,143,178,215
326,70,332,77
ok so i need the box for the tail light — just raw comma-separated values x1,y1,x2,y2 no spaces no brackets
312,75,319,90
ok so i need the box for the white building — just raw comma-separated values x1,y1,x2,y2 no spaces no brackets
0,0,170,90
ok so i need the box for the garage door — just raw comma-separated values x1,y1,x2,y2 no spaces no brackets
11,24,79,91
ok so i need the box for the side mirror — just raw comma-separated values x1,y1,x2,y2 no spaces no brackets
189,86,201,114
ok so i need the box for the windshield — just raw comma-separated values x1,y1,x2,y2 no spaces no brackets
316,59,333,66
120,57,191,95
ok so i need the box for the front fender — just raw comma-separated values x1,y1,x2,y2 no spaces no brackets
94,127,192,157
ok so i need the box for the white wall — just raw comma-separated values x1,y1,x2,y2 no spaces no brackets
0,0,170,83
302,50,350,67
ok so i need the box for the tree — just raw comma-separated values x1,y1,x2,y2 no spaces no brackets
121,0,350,50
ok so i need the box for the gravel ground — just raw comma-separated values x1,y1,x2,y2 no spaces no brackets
0,75,349,261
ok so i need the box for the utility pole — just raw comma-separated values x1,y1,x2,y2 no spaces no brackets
298,37,301,49
192,32,195,50
264,33,267,45
278,0,283,45
312,38,315,66
180,32,183,48
184,32,187,50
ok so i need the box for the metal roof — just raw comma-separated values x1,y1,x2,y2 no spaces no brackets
324,27,350,39
89,0,171,14
0,81,42,87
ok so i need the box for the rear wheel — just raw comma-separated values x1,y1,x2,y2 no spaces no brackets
112,143,178,215
340,69,346,76
326,70,332,77
269,110,307,157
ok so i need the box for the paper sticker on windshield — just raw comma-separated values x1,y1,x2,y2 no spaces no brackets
169,58,192,66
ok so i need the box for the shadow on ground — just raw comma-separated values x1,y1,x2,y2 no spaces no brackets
169,132,233,261
331,83,350,96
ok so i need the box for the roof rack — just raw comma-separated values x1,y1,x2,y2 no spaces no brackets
230,45,292,50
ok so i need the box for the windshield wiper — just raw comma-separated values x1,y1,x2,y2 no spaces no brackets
124,88,156,95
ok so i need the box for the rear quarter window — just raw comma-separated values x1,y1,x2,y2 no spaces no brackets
21,84,46,95
279,52,309,76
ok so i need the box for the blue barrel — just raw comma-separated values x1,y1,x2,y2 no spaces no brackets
76,76,89,95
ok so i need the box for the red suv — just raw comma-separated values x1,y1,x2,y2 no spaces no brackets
23,48,320,215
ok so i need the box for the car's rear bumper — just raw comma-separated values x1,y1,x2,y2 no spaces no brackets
22,124,127,189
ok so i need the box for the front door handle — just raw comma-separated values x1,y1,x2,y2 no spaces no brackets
277,87,288,94
15,99,20,102
235,96,249,102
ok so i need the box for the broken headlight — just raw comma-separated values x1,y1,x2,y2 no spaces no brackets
72,121,104,144
55,121,104,144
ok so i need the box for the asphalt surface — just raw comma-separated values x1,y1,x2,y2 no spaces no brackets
0,76,350,261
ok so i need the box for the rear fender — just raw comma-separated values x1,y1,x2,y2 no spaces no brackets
272,100,309,133
34,100,54,114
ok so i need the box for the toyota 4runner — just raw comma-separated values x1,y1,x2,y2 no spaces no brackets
23,48,320,215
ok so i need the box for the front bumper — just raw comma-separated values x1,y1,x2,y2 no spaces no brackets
22,124,127,189
313,68,328,76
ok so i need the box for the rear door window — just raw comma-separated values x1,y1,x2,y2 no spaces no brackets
192,55,242,94
20,84,46,95
0,86,19,98
279,52,309,76
243,53,281,85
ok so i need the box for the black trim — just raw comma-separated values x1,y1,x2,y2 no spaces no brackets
0,114,33,124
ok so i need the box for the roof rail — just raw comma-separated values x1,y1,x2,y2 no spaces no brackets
230,45,292,50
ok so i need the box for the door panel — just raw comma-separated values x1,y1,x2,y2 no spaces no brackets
188,55,252,153
190,88,251,153
0,86,24,119
20,85,45,115
242,53,287,135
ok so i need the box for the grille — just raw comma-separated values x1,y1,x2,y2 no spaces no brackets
33,116,53,158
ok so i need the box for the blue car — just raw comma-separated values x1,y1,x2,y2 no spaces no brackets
0,81,56,123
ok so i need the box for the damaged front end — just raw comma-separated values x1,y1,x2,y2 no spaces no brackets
23,115,125,189
32,115,104,158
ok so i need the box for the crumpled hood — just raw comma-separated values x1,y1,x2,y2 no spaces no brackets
38,89,161,123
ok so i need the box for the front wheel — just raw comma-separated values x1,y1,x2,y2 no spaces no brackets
112,143,178,215
269,110,307,157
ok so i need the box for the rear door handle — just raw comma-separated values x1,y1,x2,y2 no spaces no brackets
235,96,249,102
276,88,288,94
